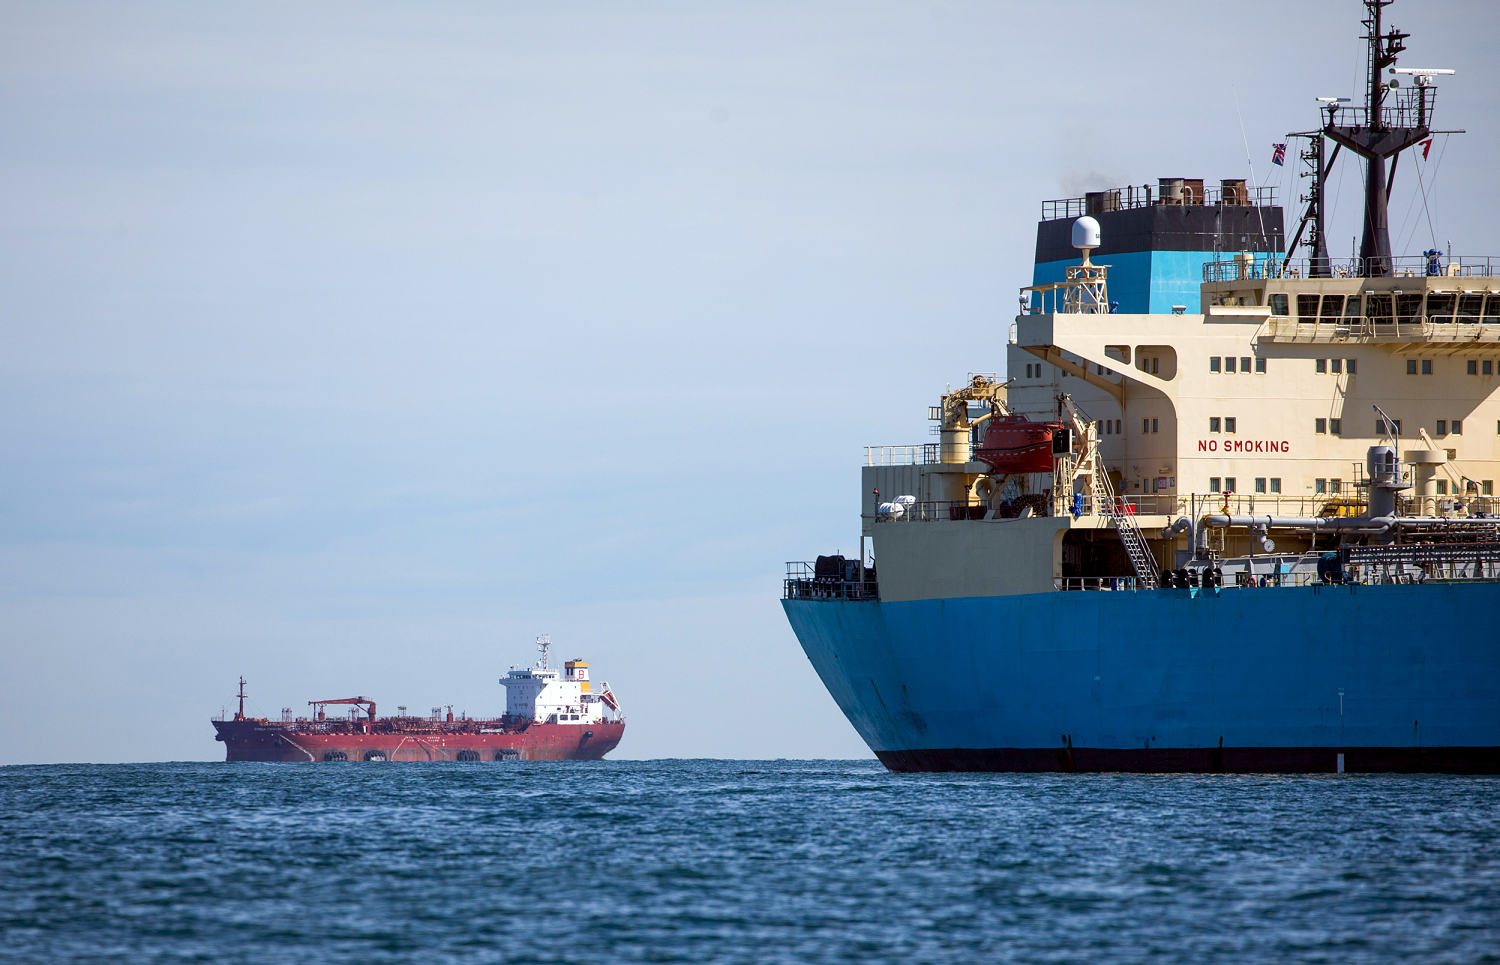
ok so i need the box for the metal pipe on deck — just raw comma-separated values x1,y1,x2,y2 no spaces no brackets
1204,514,1395,534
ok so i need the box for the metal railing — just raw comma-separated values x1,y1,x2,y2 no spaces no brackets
1205,254,1500,283
873,493,1190,524
866,444,941,467
1325,86,1436,132
1261,317,1500,342
1041,185,1277,221
1054,576,1142,591
783,562,878,602
864,492,1497,524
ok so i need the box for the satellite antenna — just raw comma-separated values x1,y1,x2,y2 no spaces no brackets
1072,216,1101,267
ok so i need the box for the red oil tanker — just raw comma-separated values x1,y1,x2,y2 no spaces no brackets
212,636,624,762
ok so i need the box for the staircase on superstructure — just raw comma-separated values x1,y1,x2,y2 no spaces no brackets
1058,393,1159,589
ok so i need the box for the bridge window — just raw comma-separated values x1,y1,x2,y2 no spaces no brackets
1270,294,1289,315
1397,293,1424,321
1458,293,1484,323
1297,294,1320,318
1319,295,1345,322
1427,293,1456,321
1366,293,1394,323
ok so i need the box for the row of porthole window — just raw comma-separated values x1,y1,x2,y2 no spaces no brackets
1374,418,1464,436
1315,358,1357,374
1209,356,1264,373
1435,479,1496,495
1208,477,1282,494
1467,360,1495,375
1207,417,1237,433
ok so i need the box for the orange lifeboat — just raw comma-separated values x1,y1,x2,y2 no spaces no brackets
975,415,1064,473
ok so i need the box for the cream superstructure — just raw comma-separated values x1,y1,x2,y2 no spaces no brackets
858,250,1500,603
1007,258,1500,504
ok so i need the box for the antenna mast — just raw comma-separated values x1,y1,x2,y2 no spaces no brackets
1322,0,1436,276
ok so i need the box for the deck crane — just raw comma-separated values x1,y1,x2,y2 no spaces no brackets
937,373,1011,434
309,696,376,721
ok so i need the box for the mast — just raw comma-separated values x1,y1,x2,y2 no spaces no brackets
1284,130,1340,277
1322,0,1433,277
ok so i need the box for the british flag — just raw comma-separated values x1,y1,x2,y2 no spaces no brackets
1271,143,1287,166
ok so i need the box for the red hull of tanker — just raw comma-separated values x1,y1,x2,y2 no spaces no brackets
213,718,625,762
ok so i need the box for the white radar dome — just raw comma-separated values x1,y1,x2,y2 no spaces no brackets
1072,216,1101,250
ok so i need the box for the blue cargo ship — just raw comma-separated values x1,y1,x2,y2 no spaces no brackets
783,0,1500,772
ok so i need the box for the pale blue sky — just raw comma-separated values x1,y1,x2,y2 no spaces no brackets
3,1,1496,763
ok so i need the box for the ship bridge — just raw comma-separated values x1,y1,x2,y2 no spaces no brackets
1202,255,1500,352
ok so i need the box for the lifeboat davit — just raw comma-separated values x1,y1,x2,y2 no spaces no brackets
975,415,1064,474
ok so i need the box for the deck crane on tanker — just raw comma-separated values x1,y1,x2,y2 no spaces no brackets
310,696,376,722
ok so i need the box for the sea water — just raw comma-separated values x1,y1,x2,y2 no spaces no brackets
0,760,1495,963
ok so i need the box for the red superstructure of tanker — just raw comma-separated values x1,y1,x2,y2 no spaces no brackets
212,636,624,762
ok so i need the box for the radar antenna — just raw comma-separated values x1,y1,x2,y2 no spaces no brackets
535,634,552,669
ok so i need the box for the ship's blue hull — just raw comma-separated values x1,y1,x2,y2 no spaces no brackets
783,582,1500,772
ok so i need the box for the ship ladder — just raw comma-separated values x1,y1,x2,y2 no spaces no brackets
1090,464,1159,590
